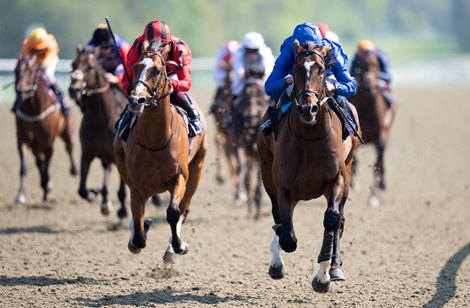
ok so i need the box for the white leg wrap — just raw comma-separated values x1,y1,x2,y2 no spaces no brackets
270,234,284,268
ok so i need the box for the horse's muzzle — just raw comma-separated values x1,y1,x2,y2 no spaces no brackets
297,104,318,124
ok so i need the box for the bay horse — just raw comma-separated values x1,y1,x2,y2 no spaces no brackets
209,63,238,189
231,74,272,219
350,49,397,207
257,40,361,292
113,41,208,263
69,45,128,218
14,55,77,204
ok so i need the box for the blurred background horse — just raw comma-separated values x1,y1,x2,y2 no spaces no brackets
14,55,77,204
350,48,397,207
231,69,272,219
69,45,128,219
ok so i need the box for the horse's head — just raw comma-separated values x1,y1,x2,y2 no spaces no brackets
238,79,270,130
69,45,104,102
127,40,173,114
354,50,380,94
292,40,330,124
15,55,42,100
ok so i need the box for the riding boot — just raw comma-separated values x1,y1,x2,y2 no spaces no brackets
260,90,290,136
50,83,69,117
116,105,131,141
172,91,203,137
11,95,20,113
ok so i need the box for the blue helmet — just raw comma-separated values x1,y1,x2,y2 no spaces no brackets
292,23,323,46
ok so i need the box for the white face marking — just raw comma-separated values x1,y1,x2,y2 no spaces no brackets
135,58,155,95
303,59,316,79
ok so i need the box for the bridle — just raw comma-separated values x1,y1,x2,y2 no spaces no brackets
128,51,173,111
70,55,110,97
292,49,326,104
17,59,41,100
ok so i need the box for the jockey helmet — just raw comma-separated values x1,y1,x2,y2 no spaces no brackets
28,28,49,50
358,39,375,51
292,23,323,46
92,23,112,47
143,20,171,43
241,32,264,50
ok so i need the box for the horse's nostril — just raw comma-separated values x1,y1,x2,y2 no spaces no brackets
311,105,318,114
138,97,146,104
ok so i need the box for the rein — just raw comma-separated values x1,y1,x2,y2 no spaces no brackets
84,82,110,96
16,104,57,122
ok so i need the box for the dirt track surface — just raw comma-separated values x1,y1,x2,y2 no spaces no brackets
0,86,469,307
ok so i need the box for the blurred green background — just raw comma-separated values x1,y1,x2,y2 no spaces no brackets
1,0,469,63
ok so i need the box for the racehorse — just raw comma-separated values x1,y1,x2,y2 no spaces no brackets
14,55,77,204
209,63,238,189
350,49,397,207
69,45,128,218
231,73,272,219
257,40,361,292
113,40,208,262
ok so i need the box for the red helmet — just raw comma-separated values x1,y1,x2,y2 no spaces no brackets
143,20,171,43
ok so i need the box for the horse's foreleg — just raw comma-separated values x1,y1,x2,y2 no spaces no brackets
116,178,127,219
254,167,262,220
375,138,386,190
214,131,225,184
15,142,28,204
268,233,286,279
313,173,345,293
61,122,77,176
100,162,113,216
128,189,149,254
234,147,248,204
38,148,53,202
78,154,98,202
277,187,297,253
166,174,188,257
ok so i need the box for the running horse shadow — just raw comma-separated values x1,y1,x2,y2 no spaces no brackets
350,49,397,207
68,45,128,219
231,71,272,219
209,62,238,190
257,40,361,292
14,55,77,204
113,40,208,263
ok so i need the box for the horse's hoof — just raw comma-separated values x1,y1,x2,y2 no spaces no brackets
70,166,78,176
174,242,189,255
369,195,380,208
378,181,386,191
128,239,141,254
234,192,248,205
329,267,346,281
151,195,162,207
312,276,330,293
268,265,286,279
215,175,225,185
163,249,179,264
101,201,112,216
117,207,127,219
15,194,26,205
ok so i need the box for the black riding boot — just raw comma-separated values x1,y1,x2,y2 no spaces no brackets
50,83,69,117
172,91,203,137
116,105,131,141
260,90,290,136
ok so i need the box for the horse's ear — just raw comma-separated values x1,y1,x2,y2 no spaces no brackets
142,39,150,51
76,44,84,54
158,41,171,59
293,39,301,55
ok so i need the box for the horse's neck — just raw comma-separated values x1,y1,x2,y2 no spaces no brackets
136,97,173,147
83,72,114,124
290,103,332,140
